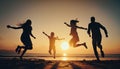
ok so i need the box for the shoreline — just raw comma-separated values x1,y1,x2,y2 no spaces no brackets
0,56,119,61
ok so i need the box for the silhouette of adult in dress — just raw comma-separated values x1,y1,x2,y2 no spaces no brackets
87,16,108,61
7,19,36,60
64,19,87,49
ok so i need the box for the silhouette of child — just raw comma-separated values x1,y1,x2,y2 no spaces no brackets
7,19,36,60
64,19,87,49
43,32,64,59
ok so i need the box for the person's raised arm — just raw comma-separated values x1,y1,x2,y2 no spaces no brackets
100,24,108,37
7,25,22,29
42,32,49,37
64,22,71,27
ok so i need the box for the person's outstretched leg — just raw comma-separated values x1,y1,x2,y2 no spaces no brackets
20,48,27,60
92,40,100,61
76,42,88,49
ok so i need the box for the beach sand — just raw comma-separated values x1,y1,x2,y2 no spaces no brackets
0,58,120,69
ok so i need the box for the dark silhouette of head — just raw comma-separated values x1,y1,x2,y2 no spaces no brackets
16,19,32,27
20,19,32,27
51,32,54,37
91,16,95,23
25,19,32,26
70,20,79,26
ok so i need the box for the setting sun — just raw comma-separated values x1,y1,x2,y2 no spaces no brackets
61,42,69,50
63,53,67,56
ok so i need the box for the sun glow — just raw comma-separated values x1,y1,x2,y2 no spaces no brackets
63,53,67,56
61,42,69,50
62,57,68,61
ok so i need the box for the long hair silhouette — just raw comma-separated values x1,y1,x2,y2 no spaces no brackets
7,19,36,60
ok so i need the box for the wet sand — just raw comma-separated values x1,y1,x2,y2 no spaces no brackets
0,58,120,69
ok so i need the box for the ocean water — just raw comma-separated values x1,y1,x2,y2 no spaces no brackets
0,53,120,61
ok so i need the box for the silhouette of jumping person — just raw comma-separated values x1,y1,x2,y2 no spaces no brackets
64,19,87,49
7,19,36,60
43,32,64,59
87,16,108,61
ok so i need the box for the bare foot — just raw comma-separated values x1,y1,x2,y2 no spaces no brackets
49,51,52,55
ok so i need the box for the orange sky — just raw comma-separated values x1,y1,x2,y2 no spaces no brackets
0,0,120,54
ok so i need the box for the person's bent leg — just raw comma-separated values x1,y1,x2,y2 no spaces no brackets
100,45,104,57
17,46,26,54
98,37,104,57
15,45,21,54
49,46,52,55
76,42,87,49
69,38,73,47
92,39,100,61
20,48,27,60
98,43,104,57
